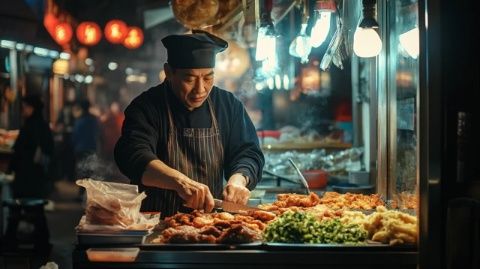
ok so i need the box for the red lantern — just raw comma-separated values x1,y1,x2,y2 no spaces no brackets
123,27,144,49
43,13,59,35
76,22,102,46
53,22,73,45
104,20,128,44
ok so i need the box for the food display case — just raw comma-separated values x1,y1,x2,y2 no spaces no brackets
72,1,420,268
72,0,480,268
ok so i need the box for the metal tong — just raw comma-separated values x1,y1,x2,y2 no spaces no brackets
288,158,311,194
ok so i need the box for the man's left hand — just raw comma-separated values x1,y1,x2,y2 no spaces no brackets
223,173,250,205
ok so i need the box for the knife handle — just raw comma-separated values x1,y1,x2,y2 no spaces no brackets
213,199,223,209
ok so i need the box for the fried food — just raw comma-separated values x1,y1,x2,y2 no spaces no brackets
245,210,277,222
216,224,262,244
319,192,384,210
154,210,265,244
365,206,418,245
161,225,217,244
259,192,384,213
274,192,321,208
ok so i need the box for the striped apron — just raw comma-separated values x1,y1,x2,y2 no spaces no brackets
140,91,224,218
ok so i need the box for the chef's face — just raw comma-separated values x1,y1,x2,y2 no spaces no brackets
165,64,215,111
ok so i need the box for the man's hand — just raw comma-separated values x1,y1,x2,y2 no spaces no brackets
175,176,215,213
142,160,215,213
223,173,250,205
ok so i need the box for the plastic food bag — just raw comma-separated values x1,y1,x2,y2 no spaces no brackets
39,262,58,269
76,178,148,229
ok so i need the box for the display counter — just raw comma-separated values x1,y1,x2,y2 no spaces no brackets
73,243,418,269
72,181,418,269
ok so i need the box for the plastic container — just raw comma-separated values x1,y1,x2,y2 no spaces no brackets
256,130,281,139
86,248,140,262
302,169,328,189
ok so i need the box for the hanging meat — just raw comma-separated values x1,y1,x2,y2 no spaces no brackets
171,0,219,29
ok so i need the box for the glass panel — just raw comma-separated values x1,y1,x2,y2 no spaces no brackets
253,1,373,198
388,0,419,209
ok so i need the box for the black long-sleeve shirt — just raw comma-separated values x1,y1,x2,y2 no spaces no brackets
114,82,264,190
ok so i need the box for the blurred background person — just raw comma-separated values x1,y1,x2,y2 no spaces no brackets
54,86,76,183
71,100,99,199
99,101,126,180
8,95,54,199
100,101,124,161
5,95,54,251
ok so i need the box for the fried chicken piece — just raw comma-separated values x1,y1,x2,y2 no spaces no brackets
243,221,266,231
216,224,262,244
214,212,235,220
229,215,265,230
258,204,279,211
213,219,232,229
162,225,217,244
161,225,196,241
164,212,195,227
246,210,277,222
199,226,222,237
274,193,321,208
192,215,214,228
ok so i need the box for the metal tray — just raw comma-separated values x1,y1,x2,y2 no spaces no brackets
77,230,151,245
141,243,232,250
142,232,263,249
263,241,416,250
77,229,152,235
141,242,264,250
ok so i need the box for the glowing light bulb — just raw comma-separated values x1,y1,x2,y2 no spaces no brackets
310,11,331,48
289,23,311,63
261,55,277,75
255,27,276,61
353,27,382,58
399,27,419,59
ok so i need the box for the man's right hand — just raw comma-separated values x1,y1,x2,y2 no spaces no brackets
175,176,215,213
142,160,215,213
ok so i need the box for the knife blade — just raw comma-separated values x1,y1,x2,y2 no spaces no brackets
213,199,259,214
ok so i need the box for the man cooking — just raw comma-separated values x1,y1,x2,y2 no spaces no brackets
114,30,264,217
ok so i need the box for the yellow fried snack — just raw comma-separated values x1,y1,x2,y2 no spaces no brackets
365,206,418,245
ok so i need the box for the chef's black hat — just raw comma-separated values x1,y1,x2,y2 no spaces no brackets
162,30,228,69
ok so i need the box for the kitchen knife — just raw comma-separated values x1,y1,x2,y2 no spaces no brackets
213,199,259,214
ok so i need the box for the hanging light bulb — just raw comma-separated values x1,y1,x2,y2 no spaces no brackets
289,0,311,63
353,28,382,57
256,0,276,61
353,0,382,58
289,23,311,63
255,25,276,61
261,52,278,74
310,0,336,48
256,5,278,76
399,27,419,59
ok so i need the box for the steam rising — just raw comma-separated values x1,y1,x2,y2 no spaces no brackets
76,153,123,182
